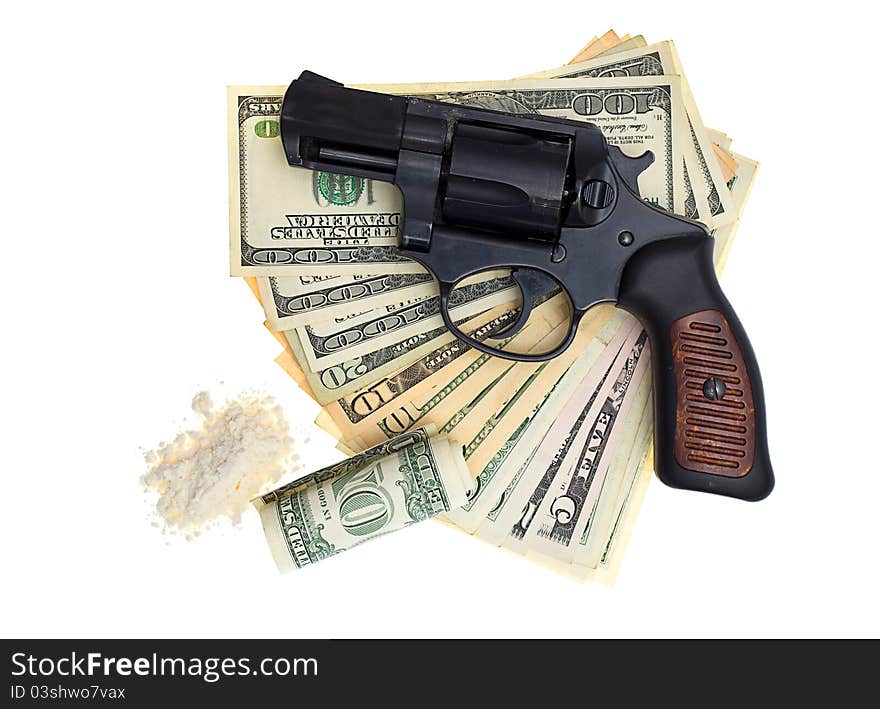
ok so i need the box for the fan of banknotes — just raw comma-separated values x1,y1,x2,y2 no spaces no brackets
228,30,758,582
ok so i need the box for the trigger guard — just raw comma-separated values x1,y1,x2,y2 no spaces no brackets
437,274,582,363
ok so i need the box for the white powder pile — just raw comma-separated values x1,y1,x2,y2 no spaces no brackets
142,390,301,537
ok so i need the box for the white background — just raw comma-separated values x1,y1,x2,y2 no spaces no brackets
2,1,878,639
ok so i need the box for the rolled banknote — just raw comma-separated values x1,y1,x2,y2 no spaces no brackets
254,427,470,572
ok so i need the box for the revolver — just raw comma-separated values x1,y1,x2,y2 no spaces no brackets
280,71,774,501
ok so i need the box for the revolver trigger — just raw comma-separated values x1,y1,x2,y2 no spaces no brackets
607,145,655,197
493,268,557,339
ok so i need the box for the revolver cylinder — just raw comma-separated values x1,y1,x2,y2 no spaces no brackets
442,124,570,242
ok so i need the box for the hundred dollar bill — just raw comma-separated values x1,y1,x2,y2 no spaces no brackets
260,267,514,331
290,300,534,405
360,76,689,217
318,296,571,451
255,428,469,572
228,87,421,277
257,272,435,329
336,297,574,452
532,41,735,227
287,273,518,372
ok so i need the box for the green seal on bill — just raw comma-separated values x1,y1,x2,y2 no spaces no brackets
253,119,280,138
317,171,364,205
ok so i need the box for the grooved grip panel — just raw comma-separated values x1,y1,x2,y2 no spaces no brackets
670,309,756,477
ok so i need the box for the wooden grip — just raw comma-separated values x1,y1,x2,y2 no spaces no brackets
618,235,773,499
670,309,756,477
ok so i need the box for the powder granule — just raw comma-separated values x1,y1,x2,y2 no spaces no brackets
142,391,299,537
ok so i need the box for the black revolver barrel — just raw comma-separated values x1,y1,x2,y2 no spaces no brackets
281,71,406,180
281,71,574,244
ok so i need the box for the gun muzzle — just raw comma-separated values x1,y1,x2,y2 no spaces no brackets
281,71,407,180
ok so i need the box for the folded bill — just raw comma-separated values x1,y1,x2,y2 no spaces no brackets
255,428,469,572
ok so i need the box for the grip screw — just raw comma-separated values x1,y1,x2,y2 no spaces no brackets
702,376,726,400
618,231,634,246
